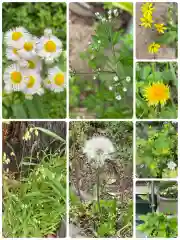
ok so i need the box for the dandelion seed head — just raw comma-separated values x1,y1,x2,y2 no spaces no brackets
83,136,115,168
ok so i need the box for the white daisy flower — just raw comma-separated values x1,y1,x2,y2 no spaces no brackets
4,27,31,48
19,57,42,72
83,136,115,168
48,66,66,92
36,34,62,63
23,70,42,95
3,64,26,92
167,161,177,170
17,37,38,60
6,47,21,61
109,86,113,91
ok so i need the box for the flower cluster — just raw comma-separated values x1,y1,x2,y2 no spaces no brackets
140,3,167,55
108,75,131,101
3,27,66,99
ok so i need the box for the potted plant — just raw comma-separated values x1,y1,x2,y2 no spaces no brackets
157,182,178,215
137,212,178,238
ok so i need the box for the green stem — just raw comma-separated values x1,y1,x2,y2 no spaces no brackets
97,167,101,213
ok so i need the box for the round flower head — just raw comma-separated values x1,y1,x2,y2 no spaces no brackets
6,47,21,61
144,82,170,106
23,70,42,95
20,57,42,73
17,37,38,60
4,27,31,48
3,64,26,92
36,32,62,63
48,66,66,92
83,136,115,168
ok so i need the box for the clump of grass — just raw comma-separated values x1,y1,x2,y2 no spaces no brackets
3,153,66,238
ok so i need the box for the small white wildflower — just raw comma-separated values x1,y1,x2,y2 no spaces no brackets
113,9,119,17
113,76,118,81
167,161,177,170
83,136,115,168
95,12,100,16
116,95,122,100
101,18,106,23
126,76,131,82
109,86,113,91
98,40,101,44
123,87,127,92
88,41,91,45
93,76,97,80
108,10,112,15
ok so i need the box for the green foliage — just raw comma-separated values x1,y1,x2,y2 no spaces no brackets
136,122,178,178
70,12,133,118
2,3,66,119
104,2,133,15
70,195,133,238
156,3,178,56
136,62,178,119
3,154,66,237
137,212,178,238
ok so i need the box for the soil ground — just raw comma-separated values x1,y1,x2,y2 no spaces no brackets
136,2,176,59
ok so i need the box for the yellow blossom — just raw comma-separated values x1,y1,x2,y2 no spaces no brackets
141,3,155,17
148,42,160,54
140,15,154,28
144,82,170,106
154,23,167,34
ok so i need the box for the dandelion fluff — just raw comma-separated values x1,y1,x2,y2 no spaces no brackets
83,136,115,168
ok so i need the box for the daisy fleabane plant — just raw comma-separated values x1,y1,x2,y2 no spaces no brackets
3,27,65,99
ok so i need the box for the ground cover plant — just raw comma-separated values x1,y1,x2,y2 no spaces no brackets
2,3,66,119
69,121,133,237
2,122,66,237
70,3,133,119
136,62,178,119
136,2,178,59
136,122,178,178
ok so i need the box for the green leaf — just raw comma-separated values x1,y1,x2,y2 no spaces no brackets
12,104,28,119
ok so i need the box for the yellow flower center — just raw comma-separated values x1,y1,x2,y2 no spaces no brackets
27,76,36,88
11,71,22,84
54,73,64,86
12,32,23,41
24,42,33,51
44,40,56,52
28,60,36,69
144,82,170,106
13,48,18,55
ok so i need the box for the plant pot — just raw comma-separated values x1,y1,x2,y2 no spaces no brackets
157,195,177,214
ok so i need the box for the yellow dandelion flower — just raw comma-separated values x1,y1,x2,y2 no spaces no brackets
144,82,170,106
154,23,167,34
141,3,155,17
140,15,154,28
148,42,161,54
